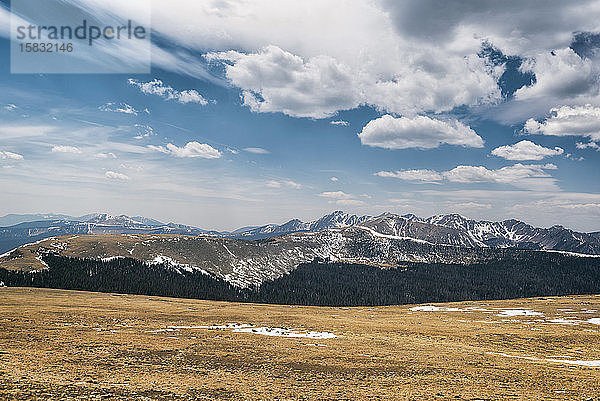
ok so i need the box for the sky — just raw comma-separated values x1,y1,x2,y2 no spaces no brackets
1,0,600,232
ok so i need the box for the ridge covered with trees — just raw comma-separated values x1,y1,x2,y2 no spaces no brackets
1,252,599,306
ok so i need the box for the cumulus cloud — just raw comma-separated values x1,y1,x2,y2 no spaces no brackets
358,115,484,150
128,79,209,105
443,163,556,184
376,163,558,189
105,171,130,180
0,151,23,160
99,102,139,115
524,104,600,142
52,145,82,154
491,140,563,160
9,1,597,121
148,142,222,159
330,176,339,182
206,44,500,118
515,48,599,100
206,46,360,118
243,147,270,154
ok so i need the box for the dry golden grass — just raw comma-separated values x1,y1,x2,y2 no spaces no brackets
1,287,599,400
0,235,193,272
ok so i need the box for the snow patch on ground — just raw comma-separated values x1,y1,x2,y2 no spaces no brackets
232,326,337,339
487,352,600,367
151,323,337,339
497,309,544,317
588,318,600,325
409,305,492,312
101,256,125,262
35,255,49,268
150,254,210,275
545,318,581,325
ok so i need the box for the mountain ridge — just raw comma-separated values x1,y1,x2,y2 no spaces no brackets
1,210,599,256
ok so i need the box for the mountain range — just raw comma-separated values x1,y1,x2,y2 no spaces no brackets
1,211,599,256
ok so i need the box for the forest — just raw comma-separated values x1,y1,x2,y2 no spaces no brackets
1,252,599,306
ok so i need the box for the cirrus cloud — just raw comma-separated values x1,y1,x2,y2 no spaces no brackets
243,147,270,154
0,151,23,160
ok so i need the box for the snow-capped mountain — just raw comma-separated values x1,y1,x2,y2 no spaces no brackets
230,211,600,255
1,211,599,256
423,214,600,254
230,211,371,239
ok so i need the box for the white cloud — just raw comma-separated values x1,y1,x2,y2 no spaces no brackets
375,169,443,183
105,171,130,181
377,163,558,190
330,120,349,126
358,115,484,150
330,176,339,182
451,201,492,210
134,124,154,139
148,142,222,159
3,104,17,111
266,180,302,189
524,105,600,142
128,79,209,105
207,46,360,118
318,190,366,206
243,147,270,154
318,191,353,200
576,141,600,151
206,44,500,118
491,140,563,160
95,152,117,159
52,145,82,154
99,102,139,115
8,1,598,121
444,163,556,184
334,199,365,206
515,48,599,101
0,151,24,160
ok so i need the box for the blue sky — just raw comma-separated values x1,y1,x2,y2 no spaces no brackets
1,0,600,231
